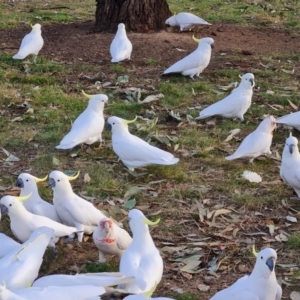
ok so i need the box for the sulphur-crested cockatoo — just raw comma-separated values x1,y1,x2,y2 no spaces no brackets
0,284,106,300
226,116,276,163
33,272,133,288
197,73,255,121
210,247,282,300
0,233,20,259
16,173,61,223
56,91,108,150
93,217,132,262
165,12,211,31
276,111,300,131
13,24,44,63
110,23,132,63
163,36,214,79
280,135,300,197
48,170,107,242
0,194,78,249
0,226,54,289
119,209,163,294
106,116,179,171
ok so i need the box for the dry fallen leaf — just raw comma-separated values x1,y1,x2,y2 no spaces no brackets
290,291,300,300
286,216,297,223
84,173,91,184
197,284,210,292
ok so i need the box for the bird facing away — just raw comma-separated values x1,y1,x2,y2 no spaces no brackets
16,172,62,223
93,217,132,263
48,170,107,242
280,135,300,198
13,23,44,63
163,36,214,80
0,284,106,300
196,73,255,121
0,194,78,249
226,116,276,163
56,91,108,150
110,23,132,63
119,209,163,294
276,111,300,131
165,12,211,31
0,233,20,259
106,116,179,171
209,247,282,300
0,226,54,289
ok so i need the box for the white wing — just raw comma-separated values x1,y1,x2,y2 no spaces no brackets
0,234,20,259
56,110,104,149
176,12,211,25
110,37,132,62
276,111,300,130
113,133,178,167
164,49,209,74
13,32,43,59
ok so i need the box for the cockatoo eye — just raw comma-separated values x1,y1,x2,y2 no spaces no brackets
9,204,12,207
261,256,263,259
26,179,29,182
58,179,60,182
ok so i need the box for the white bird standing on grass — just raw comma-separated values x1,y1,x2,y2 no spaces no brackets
0,233,20,259
197,73,255,121
165,12,211,31
13,23,44,63
16,173,62,223
225,116,276,163
48,170,107,242
93,217,132,263
209,247,282,300
163,36,214,80
276,111,300,131
106,116,179,171
56,91,108,150
119,209,163,294
0,226,54,289
110,23,132,63
280,135,300,198
0,194,78,249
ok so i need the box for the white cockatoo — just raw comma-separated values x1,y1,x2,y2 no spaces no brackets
163,36,214,79
280,135,300,197
0,284,106,300
165,12,211,31
0,233,20,259
110,23,132,63
276,111,300,131
33,272,133,288
210,247,282,300
0,226,54,289
0,194,78,249
13,23,44,63
226,116,276,163
119,209,163,294
106,116,179,171
56,91,108,150
48,170,107,242
93,217,132,262
16,173,61,223
197,73,255,121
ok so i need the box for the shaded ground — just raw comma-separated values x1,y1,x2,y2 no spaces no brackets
1,20,300,300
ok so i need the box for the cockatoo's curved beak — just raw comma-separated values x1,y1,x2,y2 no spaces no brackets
34,175,48,183
143,218,160,226
123,116,137,125
16,193,32,202
266,257,274,271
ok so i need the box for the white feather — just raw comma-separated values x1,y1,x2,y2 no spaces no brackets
0,233,20,259
242,171,262,183
276,111,300,131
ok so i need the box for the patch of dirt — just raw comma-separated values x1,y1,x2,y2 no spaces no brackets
1,20,300,74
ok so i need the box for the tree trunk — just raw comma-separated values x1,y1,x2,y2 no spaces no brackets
95,0,172,33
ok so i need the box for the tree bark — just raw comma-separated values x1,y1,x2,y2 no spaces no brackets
95,0,172,33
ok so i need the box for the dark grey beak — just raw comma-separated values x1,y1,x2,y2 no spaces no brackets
16,178,24,188
249,78,254,86
48,178,56,188
266,257,274,272
211,43,215,49
105,123,112,131
289,144,294,154
1,205,8,214
104,102,108,108
166,24,171,28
